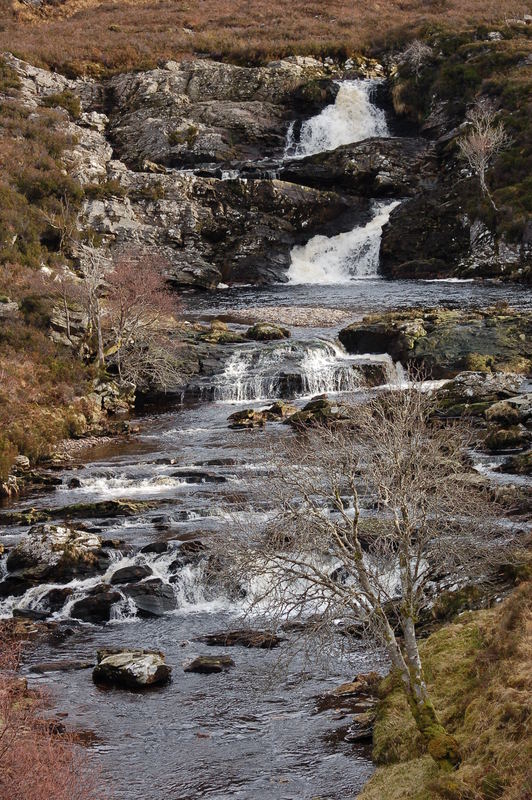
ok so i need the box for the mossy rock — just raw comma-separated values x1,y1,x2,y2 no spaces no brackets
499,449,532,476
228,409,267,430
246,323,290,341
485,425,529,452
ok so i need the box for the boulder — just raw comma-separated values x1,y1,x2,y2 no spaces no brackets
140,541,169,555
499,450,532,476
485,393,532,426
228,409,267,430
124,578,177,616
198,629,284,649
436,372,525,417
485,425,530,453
285,395,352,428
246,323,291,341
40,587,73,613
70,584,122,623
6,524,103,583
110,565,153,585
339,309,532,379
262,401,298,419
184,655,235,674
93,648,171,688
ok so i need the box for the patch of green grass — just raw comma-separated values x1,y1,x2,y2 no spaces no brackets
42,89,81,119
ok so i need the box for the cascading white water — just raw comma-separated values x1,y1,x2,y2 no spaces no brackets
285,79,389,159
287,200,400,285
208,340,364,403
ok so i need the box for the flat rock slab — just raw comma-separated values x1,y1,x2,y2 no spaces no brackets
184,655,235,674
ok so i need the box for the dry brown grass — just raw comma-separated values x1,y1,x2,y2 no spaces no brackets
1,0,531,75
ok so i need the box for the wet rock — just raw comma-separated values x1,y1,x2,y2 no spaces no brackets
41,587,73,612
110,565,153,585
339,309,532,379
171,470,226,484
198,321,248,345
6,524,102,584
184,655,235,674
0,575,34,599
140,541,169,555
485,393,532,426
93,648,171,688
0,498,158,526
70,584,122,623
68,477,83,489
124,578,177,616
198,629,284,649
228,409,267,430
31,660,93,673
246,322,291,341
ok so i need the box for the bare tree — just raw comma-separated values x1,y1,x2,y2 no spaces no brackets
104,251,180,387
213,387,511,771
400,39,433,81
458,98,511,211
78,246,111,368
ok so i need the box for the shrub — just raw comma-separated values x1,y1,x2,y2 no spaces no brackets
42,89,81,119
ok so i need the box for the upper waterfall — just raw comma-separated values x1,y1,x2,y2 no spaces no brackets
285,79,389,158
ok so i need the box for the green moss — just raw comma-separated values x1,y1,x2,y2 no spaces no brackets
42,90,81,119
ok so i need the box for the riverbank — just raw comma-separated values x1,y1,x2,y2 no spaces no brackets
359,578,532,800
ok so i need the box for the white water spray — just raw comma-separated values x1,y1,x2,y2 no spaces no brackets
285,79,389,159
288,200,400,285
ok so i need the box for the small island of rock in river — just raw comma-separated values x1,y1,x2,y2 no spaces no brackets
0,3,530,800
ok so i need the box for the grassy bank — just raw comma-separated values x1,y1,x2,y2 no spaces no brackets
1,0,530,76
359,581,532,800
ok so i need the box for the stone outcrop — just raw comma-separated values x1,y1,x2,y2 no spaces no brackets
280,137,436,196
107,58,334,168
339,308,532,378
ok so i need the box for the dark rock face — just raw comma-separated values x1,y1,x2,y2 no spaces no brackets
280,137,436,197
380,192,470,279
339,309,532,378
71,584,122,623
124,578,177,616
110,565,153,585
93,648,171,688
184,655,235,674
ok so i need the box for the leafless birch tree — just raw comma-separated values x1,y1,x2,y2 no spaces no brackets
214,388,512,771
78,246,111,368
400,40,433,81
458,98,511,210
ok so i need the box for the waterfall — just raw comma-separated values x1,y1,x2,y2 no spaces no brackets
287,200,400,285
198,340,366,403
285,79,389,159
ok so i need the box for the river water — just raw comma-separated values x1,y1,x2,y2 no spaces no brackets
1,81,531,800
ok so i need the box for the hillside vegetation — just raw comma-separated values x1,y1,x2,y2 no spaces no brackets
1,0,531,75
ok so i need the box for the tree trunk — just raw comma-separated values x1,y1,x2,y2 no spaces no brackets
401,615,461,770
95,300,105,368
